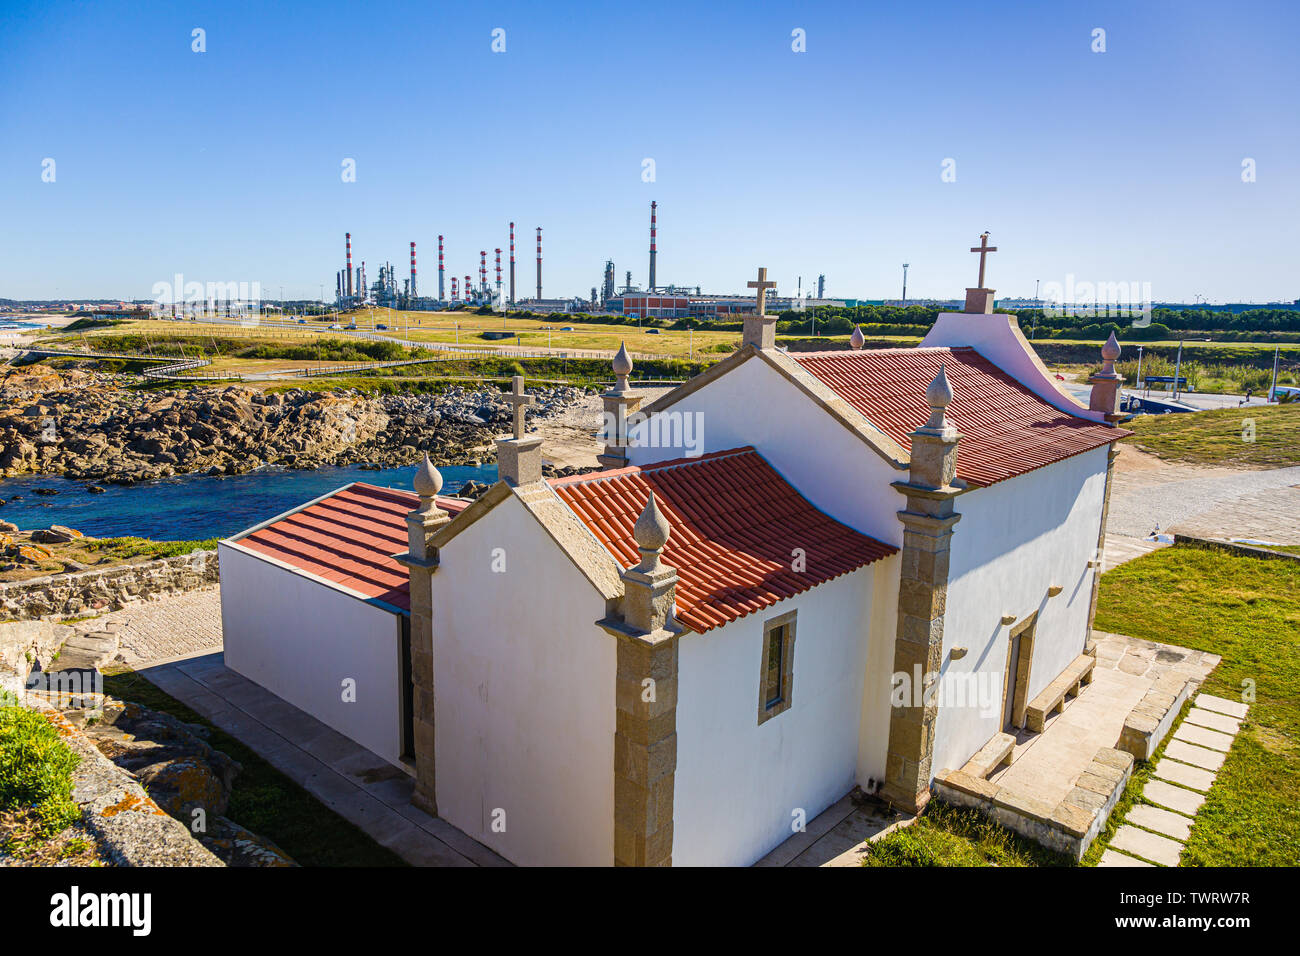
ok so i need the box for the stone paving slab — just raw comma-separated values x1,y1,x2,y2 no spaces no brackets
1173,722,1236,753
1143,779,1207,817
1164,739,1227,772
1099,848,1154,867
1184,707,1242,735
1111,824,1184,867
1195,693,1249,719
139,653,509,868
1128,804,1194,842
1151,755,1217,792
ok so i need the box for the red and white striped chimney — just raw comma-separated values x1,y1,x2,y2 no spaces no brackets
345,232,353,297
535,227,542,300
451,276,458,299
495,248,502,298
479,251,487,294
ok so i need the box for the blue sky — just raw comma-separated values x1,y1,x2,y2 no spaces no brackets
2,0,1297,302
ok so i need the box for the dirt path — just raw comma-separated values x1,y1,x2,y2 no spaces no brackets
535,386,674,470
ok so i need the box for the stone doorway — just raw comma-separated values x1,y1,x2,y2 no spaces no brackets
1001,613,1037,732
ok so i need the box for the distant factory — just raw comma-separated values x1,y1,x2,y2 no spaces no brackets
330,200,851,317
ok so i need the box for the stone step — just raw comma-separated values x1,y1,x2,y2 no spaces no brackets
1183,707,1242,736
1151,758,1217,793
1173,722,1236,754
1099,848,1154,867
1164,739,1226,772
1194,693,1248,719
1127,803,1193,842
50,629,119,673
1143,779,1207,817
1111,824,1184,867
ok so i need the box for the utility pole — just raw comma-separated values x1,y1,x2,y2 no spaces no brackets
1173,340,1184,401
1268,345,1280,402
902,263,909,306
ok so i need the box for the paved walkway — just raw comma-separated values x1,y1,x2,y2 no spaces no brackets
96,587,223,667
139,651,509,867
1099,693,1249,867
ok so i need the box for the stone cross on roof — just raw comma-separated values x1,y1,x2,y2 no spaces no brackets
970,232,997,289
502,374,535,439
747,267,777,316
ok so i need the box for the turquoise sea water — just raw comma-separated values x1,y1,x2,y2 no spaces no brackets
0,463,497,541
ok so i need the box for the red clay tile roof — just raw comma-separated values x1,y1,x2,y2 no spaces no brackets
791,347,1128,486
235,482,467,612
550,448,897,633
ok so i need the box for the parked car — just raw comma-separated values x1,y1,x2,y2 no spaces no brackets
328,324,342,330
297,318,307,324
375,323,388,330
345,323,357,330
560,326,574,331
646,328,661,334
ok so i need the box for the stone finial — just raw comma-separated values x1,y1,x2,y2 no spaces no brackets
850,325,866,350
923,365,953,430
613,341,633,390
413,454,443,504
1101,330,1121,372
633,491,671,571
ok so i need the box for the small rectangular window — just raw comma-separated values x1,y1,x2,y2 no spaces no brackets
758,611,796,724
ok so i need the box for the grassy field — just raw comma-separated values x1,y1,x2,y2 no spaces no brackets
1094,546,1300,866
862,545,1299,867
1122,402,1300,467
0,534,216,585
101,669,407,866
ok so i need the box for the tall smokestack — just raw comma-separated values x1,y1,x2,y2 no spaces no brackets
437,235,445,300
495,248,502,300
479,251,487,294
535,227,542,300
465,275,472,301
508,222,515,304
451,276,458,299
649,201,657,292
345,233,353,298
410,242,417,299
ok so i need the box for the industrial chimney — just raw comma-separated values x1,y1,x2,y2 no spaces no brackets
479,251,487,295
451,276,458,300
509,222,516,304
495,248,502,300
438,235,445,301
535,227,542,300
410,242,417,299
648,201,657,293
346,233,353,298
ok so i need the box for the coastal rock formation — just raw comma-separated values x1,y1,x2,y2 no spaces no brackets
0,367,593,483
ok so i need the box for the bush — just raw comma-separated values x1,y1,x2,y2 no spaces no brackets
0,694,82,838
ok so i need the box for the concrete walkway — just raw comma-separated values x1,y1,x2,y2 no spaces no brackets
1099,692,1249,867
139,651,508,867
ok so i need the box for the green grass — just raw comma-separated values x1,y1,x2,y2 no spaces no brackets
101,670,407,867
860,801,1069,866
0,692,82,840
81,537,218,561
1094,546,1300,866
1123,402,1300,467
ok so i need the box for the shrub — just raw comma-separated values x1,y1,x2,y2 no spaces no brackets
0,695,82,838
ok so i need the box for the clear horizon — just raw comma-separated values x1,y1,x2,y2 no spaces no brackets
2,0,1297,303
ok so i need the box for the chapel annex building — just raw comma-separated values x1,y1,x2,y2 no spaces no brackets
219,245,1131,866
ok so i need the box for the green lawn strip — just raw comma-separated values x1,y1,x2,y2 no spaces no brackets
860,800,1071,867
1094,546,1300,866
101,669,407,867
1122,403,1299,467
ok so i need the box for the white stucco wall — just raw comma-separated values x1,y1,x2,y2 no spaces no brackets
931,445,1111,777
673,567,877,867
219,543,406,767
626,356,908,546
430,494,617,867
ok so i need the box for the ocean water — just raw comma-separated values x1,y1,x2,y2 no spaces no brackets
0,463,497,541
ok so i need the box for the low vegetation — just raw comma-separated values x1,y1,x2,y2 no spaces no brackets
0,692,83,857
860,801,1068,866
101,670,406,866
1,533,217,585
1122,402,1299,467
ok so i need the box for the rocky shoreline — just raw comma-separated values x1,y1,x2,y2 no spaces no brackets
0,367,595,485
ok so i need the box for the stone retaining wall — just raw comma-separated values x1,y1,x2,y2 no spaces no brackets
0,550,218,622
